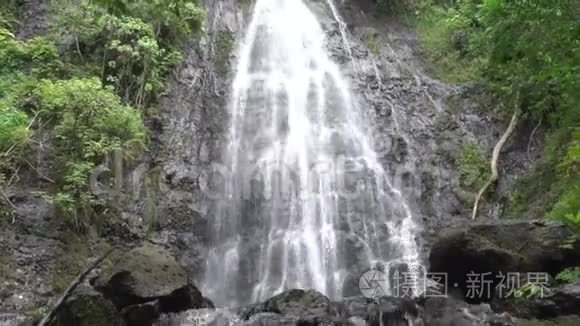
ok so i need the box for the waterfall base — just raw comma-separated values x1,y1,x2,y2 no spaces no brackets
155,289,516,326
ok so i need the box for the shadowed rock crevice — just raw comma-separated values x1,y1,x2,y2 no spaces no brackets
429,220,580,303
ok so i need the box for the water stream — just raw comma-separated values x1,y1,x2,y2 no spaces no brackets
203,0,421,307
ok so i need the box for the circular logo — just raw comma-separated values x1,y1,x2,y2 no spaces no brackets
359,269,389,299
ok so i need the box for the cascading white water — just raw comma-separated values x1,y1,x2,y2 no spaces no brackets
204,0,421,307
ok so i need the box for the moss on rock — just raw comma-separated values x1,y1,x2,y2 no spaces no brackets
94,244,202,312
51,232,90,293
214,30,234,76
55,286,124,326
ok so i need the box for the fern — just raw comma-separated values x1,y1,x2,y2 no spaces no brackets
556,267,580,283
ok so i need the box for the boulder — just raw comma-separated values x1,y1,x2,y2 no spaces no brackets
537,281,580,317
429,220,580,302
121,300,160,326
55,286,124,326
241,289,331,320
94,245,203,313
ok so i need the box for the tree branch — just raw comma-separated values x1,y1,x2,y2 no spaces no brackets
472,109,520,219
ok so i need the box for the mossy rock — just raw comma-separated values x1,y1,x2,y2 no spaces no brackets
51,231,94,292
214,29,234,76
94,244,202,312
55,286,124,326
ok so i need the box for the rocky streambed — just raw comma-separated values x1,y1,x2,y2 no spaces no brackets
4,220,578,326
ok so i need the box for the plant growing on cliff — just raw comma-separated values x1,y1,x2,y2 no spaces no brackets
556,267,580,283
1,0,204,227
1,31,146,226
51,0,204,110
457,143,489,190
36,78,146,225
92,0,204,41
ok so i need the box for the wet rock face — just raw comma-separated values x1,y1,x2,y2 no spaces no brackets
16,0,51,38
94,245,203,313
429,220,580,303
147,0,246,284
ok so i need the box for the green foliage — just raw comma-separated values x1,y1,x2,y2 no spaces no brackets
0,0,21,29
0,28,63,78
0,106,29,152
32,78,146,225
413,0,580,223
91,0,204,42
364,31,380,56
546,128,580,226
414,0,484,82
102,15,182,108
515,282,544,299
50,0,202,110
556,267,580,283
1,0,203,229
457,143,489,190
38,78,146,159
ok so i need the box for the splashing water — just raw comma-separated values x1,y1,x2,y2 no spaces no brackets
203,0,421,306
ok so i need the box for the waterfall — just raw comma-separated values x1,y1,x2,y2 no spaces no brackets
203,0,421,307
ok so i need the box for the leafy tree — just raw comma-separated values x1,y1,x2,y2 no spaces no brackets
51,0,203,109
92,0,204,41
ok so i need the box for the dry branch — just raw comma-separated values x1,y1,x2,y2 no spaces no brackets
471,109,520,219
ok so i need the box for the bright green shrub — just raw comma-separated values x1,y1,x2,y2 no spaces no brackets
101,15,182,109
0,0,20,29
458,143,489,190
415,0,484,82
92,0,204,42
50,0,203,110
34,78,146,225
38,78,147,159
0,106,29,152
0,28,63,78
